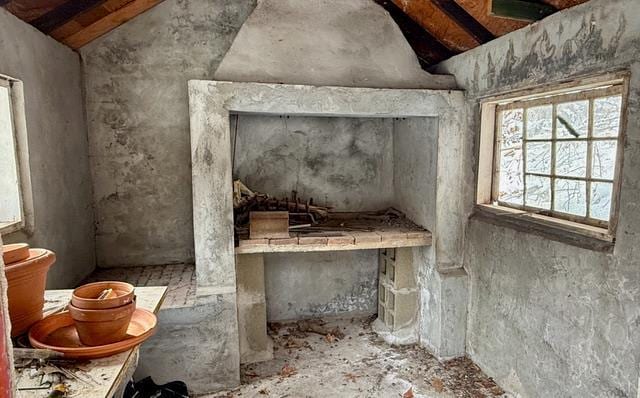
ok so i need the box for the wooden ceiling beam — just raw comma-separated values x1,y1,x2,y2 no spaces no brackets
430,0,495,44
62,0,164,49
30,0,106,34
374,0,457,68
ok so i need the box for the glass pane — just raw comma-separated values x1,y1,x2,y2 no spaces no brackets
557,100,589,139
556,141,587,177
592,140,617,180
526,105,552,139
525,175,551,210
499,146,524,205
498,109,524,205
525,142,551,174
0,85,23,223
590,182,612,221
554,179,587,216
593,96,622,137
501,109,523,148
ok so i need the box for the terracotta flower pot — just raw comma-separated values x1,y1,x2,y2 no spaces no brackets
3,246,56,337
2,243,30,265
68,301,136,346
72,281,135,310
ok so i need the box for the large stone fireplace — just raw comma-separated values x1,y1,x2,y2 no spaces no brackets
188,80,469,389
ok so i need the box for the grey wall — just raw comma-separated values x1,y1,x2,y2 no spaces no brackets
435,0,640,396
234,115,395,211
80,0,257,267
214,0,454,89
264,251,378,321
393,117,438,231
0,9,95,288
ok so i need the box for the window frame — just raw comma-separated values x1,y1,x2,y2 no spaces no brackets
476,72,630,246
0,75,33,235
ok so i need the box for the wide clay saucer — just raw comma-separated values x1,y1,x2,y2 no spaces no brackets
29,308,157,359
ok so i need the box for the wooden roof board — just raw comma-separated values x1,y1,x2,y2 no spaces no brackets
2,0,592,63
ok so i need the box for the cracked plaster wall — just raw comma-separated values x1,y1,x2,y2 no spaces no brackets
435,0,640,396
0,8,95,288
80,0,257,267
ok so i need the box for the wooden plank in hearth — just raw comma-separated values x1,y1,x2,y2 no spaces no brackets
235,230,432,254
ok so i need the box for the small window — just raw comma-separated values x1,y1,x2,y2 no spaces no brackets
0,76,31,234
477,73,628,240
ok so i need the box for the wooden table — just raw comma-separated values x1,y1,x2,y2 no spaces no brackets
15,286,167,398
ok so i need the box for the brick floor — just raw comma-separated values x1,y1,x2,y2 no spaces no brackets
82,264,196,308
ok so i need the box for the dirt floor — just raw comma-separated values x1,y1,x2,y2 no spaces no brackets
203,317,509,398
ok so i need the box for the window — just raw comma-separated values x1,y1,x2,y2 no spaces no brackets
0,76,31,234
477,73,628,241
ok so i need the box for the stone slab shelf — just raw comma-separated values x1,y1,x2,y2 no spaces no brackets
236,214,432,254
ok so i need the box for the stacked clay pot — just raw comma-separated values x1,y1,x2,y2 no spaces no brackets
68,281,135,346
2,243,55,337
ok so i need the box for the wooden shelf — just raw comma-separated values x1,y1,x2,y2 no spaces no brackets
235,212,432,254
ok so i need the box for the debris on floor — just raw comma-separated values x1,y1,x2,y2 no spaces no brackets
204,317,508,398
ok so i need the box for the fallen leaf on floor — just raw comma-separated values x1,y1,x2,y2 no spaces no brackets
244,371,259,378
344,372,360,382
280,363,297,378
402,386,414,398
325,333,337,343
258,388,269,395
431,377,444,392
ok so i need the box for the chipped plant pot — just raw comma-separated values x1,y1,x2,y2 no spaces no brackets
3,246,56,337
68,301,136,346
72,281,135,310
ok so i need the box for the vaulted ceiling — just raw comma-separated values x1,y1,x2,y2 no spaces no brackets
2,0,589,66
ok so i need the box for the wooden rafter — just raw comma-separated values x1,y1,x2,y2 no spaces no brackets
430,0,495,44
30,0,106,34
61,0,164,49
374,0,456,68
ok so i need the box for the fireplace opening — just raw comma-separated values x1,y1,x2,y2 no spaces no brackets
231,113,436,363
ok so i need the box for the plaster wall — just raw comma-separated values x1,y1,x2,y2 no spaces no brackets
435,0,640,396
0,8,95,288
234,115,395,211
264,251,378,321
80,0,257,267
214,0,454,89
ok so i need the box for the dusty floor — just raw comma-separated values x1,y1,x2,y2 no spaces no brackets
204,317,508,398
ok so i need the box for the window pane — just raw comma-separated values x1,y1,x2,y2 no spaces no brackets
590,182,612,221
554,179,587,216
0,85,22,223
498,109,524,205
525,175,551,209
526,105,552,139
525,142,551,174
593,96,622,137
499,146,524,205
556,141,587,177
557,100,589,139
501,109,523,148
592,140,617,180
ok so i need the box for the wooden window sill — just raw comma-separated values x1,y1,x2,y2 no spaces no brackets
472,204,615,252
0,220,23,235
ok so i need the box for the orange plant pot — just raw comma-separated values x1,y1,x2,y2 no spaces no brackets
3,247,56,337
68,301,136,346
71,281,135,310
